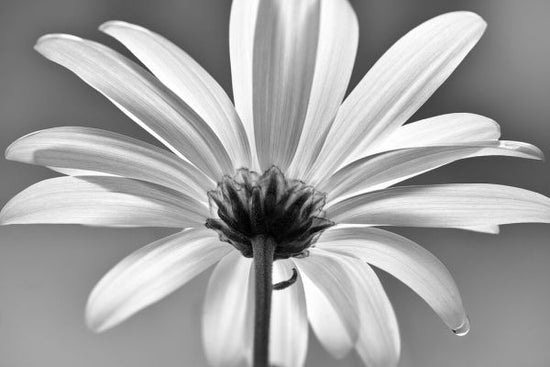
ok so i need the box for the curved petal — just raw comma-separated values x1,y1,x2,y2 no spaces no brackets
286,0,359,179
317,226,469,333
0,176,207,227
298,250,400,366
309,12,487,183
5,126,214,198
86,228,230,332
202,251,253,367
270,260,308,367
35,34,232,179
321,141,543,204
339,255,400,367
366,113,502,157
293,250,360,352
99,21,252,169
327,184,550,228
229,0,261,169
298,261,354,358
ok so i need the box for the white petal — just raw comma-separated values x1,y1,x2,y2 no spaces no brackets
100,21,252,169
293,250,361,351
0,176,207,227
339,254,400,367
6,127,214,198
35,34,232,179
317,226,468,333
462,225,500,234
321,141,543,204
47,167,116,176
298,261,354,358
299,250,400,366
366,113,502,156
328,184,550,228
251,0,324,171
270,260,308,367
309,12,487,183
286,0,359,179
86,228,231,332
202,251,253,367
229,0,261,169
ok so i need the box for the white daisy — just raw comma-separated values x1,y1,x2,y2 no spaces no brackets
2,1,550,367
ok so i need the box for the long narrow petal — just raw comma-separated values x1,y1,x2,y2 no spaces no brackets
309,12,487,183
317,226,469,333
270,260,308,367
251,0,322,171
252,0,320,170
86,229,231,332
0,176,207,227
229,0,261,167
286,0,359,179
365,113,502,157
298,264,353,358
5,127,214,198
99,21,252,169
47,167,116,176
339,254,400,367
321,141,543,204
293,251,361,352
328,184,550,228
298,250,400,366
35,34,232,179
202,251,253,367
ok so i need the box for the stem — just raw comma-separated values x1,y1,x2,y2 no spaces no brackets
251,235,275,367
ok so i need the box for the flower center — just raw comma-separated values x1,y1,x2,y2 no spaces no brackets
205,166,334,260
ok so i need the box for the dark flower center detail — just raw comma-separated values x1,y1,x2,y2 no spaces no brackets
205,166,334,260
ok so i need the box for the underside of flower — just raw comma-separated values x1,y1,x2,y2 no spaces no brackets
205,166,334,260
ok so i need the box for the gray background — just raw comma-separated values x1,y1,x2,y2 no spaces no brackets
1,0,550,366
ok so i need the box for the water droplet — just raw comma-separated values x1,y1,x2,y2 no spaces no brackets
452,316,470,336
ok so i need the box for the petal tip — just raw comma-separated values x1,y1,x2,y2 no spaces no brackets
99,20,151,38
99,20,132,33
85,303,111,333
34,33,83,54
452,316,471,336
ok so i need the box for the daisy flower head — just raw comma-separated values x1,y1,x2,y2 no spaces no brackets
2,1,550,367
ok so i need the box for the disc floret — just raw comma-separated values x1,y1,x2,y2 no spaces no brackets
205,166,334,259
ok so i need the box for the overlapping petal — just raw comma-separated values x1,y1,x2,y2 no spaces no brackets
35,34,233,179
286,0,359,179
321,141,543,204
5,126,214,198
309,12,487,183
318,226,469,332
99,21,252,169
328,184,550,228
298,250,400,367
269,260,308,367
86,228,231,332
202,251,253,367
250,0,321,171
0,176,207,227
298,264,353,358
365,113,501,157
293,250,361,353
231,0,358,173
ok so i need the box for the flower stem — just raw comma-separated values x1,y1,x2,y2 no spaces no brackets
251,235,275,367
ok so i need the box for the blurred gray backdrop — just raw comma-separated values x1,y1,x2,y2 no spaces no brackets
1,0,550,366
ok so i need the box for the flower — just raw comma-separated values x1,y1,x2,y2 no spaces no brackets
2,0,550,366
